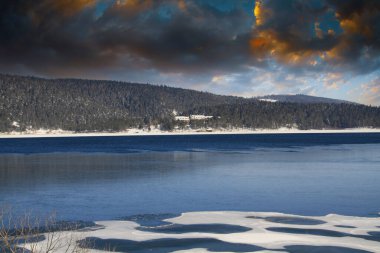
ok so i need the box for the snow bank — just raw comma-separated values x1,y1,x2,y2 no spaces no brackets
1,127,380,138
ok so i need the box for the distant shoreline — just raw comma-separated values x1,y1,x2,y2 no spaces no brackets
1,127,380,138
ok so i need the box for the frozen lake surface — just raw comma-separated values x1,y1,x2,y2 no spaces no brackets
0,133,380,221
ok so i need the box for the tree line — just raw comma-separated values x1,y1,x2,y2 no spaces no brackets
0,74,379,132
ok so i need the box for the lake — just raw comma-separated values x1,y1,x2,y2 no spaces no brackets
1,133,380,221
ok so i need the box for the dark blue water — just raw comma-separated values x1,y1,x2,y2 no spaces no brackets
1,133,380,154
0,133,380,221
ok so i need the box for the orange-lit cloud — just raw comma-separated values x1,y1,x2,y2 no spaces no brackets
49,0,96,16
177,0,187,11
314,22,324,39
250,0,334,67
253,0,274,27
25,0,96,26
322,72,344,90
250,31,323,67
338,14,373,38
113,0,153,13
249,0,380,73
358,77,380,105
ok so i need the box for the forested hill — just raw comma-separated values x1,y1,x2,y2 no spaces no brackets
0,74,240,131
0,74,379,132
256,94,357,104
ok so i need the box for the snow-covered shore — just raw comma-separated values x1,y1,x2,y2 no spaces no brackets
1,127,380,138
22,211,380,253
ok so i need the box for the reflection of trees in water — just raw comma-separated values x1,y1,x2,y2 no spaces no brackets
0,152,209,187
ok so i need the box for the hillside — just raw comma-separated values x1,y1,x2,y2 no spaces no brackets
256,94,357,104
187,101,380,130
0,74,379,132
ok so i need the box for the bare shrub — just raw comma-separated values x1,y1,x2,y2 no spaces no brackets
0,206,91,253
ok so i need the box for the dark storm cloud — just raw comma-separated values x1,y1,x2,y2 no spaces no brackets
0,0,379,78
0,0,116,76
95,0,256,73
326,0,380,72
0,0,256,76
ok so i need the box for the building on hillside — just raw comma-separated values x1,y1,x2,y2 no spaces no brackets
259,98,277,103
190,115,213,120
175,116,190,121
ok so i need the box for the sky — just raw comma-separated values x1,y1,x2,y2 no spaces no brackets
0,0,379,105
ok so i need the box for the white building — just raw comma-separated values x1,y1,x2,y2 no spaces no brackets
175,116,190,121
259,98,277,103
190,115,213,120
